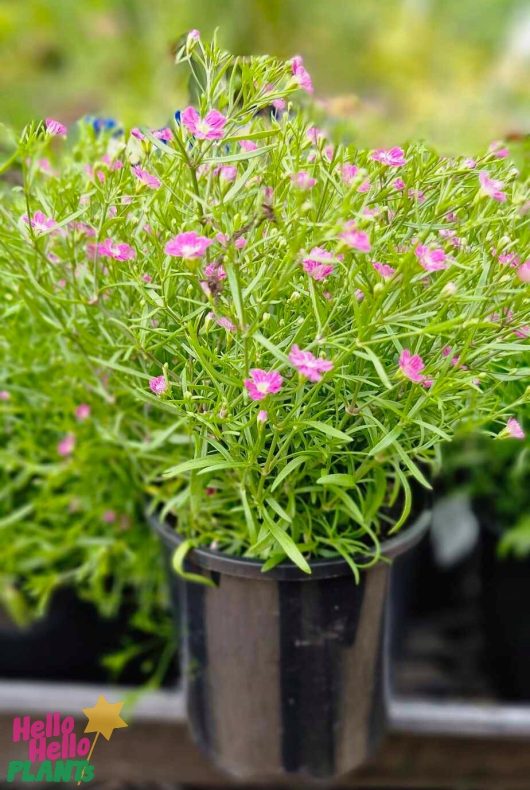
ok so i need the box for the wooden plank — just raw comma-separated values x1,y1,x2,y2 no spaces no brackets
2,682,530,787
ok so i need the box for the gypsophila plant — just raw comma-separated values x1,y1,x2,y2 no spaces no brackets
440,347,530,560
1,33,529,576
0,280,178,679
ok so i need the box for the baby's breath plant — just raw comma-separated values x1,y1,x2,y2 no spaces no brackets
1,34,529,576
0,275,177,678
441,348,530,559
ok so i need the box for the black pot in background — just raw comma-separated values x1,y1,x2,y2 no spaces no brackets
151,513,429,781
0,587,175,685
479,510,530,701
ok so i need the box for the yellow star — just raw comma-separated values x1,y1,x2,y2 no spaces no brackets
82,695,128,741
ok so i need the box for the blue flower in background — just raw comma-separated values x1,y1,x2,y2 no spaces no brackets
86,116,123,136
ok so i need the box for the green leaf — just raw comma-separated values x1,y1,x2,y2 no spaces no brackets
239,487,258,544
253,332,290,363
172,541,215,587
163,455,225,476
225,264,244,325
0,503,34,529
394,443,432,489
223,158,259,203
265,496,292,523
327,488,365,527
353,347,392,389
262,511,311,573
203,144,275,164
369,426,403,456
316,473,358,487
304,421,353,444
271,455,308,492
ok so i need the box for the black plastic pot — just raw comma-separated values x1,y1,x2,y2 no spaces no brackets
478,510,530,701
151,512,430,780
0,586,175,685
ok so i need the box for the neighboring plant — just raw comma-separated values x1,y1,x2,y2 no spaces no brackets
0,287,177,680
440,348,529,560
1,35,529,577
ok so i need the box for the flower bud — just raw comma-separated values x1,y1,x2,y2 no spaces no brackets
442,281,457,296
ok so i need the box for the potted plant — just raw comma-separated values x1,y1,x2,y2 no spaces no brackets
2,34,529,779
0,291,177,685
440,357,529,700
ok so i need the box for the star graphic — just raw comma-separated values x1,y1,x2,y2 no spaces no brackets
82,695,128,741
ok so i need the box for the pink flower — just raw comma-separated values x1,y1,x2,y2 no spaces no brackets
37,158,54,175
489,141,509,159
341,164,359,184
479,171,507,202
514,325,530,339
257,409,268,424
46,118,67,136
393,177,406,191
0,390,10,401
75,404,91,421
188,28,200,42
302,247,336,281
463,158,477,169
517,260,530,283
22,211,56,234
307,126,325,144
498,251,520,267
355,289,365,301
57,433,75,457
289,344,333,383
441,346,460,367
204,262,227,281
291,55,313,94
240,139,257,152
103,510,117,523
264,84,287,111
72,221,96,237
505,418,525,440
217,165,237,182
415,245,448,272
208,313,237,332
357,179,371,193
244,369,283,401
372,262,395,279
290,171,316,189
133,165,161,189
165,231,213,259
153,127,173,142
143,273,152,283
235,236,247,249
371,146,406,167
149,376,167,396
98,239,136,261
340,222,371,252
408,188,425,203
399,349,426,383
181,107,227,140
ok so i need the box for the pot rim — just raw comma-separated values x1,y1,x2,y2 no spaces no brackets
148,507,431,581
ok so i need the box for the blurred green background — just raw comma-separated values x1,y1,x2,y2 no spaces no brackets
0,0,529,150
